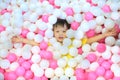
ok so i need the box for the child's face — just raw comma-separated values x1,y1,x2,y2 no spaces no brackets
53,25,68,43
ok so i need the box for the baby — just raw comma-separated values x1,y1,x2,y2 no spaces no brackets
12,18,117,46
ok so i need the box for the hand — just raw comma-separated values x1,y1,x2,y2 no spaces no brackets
12,36,22,43
105,27,117,37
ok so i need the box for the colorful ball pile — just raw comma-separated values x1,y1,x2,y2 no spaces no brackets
0,0,120,80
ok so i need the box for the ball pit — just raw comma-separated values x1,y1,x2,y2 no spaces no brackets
0,0,120,80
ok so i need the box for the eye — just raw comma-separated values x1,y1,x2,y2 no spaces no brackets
56,31,59,33
63,31,66,33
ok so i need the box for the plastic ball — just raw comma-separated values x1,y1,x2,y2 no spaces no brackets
74,30,84,40
6,53,17,63
91,42,98,51
70,76,77,80
95,16,105,25
45,68,54,78
17,76,25,80
59,46,68,55
113,77,120,80
102,5,111,13
89,62,99,71
105,36,116,46
68,58,77,67
82,3,91,12
86,53,97,63
71,21,79,30
69,47,78,57
28,23,37,32
49,59,58,69
57,58,67,67
65,7,74,16
96,76,105,80
39,59,49,69
45,29,53,38
0,25,6,32
5,72,17,80
24,70,34,79
82,44,91,53
0,72,4,80
72,39,82,48
110,2,119,11
87,71,97,80
104,70,114,79
111,54,120,63
31,46,40,54
0,49,8,58
102,51,112,59
48,15,57,24
54,67,64,77
60,75,69,80
111,12,120,20
104,19,115,29
86,29,95,38
79,21,90,32
96,43,106,53
90,6,102,16
74,14,82,22
66,29,75,38
42,15,49,23
34,68,44,77
20,28,29,38
22,51,31,60
65,67,74,77
96,66,106,76
84,12,94,21
114,68,120,77
26,32,35,40
80,59,90,69
10,62,19,71
63,38,72,47
66,16,74,24
0,59,10,69
111,46,120,54
39,41,48,50
21,61,31,70
31,54,41,63
15,66,25,76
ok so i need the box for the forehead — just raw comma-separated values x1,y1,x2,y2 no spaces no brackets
53,25,68,30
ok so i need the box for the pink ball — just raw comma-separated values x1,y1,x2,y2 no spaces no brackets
96,43,106,53
15,66,25,76
102,5,111,13
0,9,8,15
71,21,80,30
101,61,111,70
41,76,48,80
97,57,105,65
21,61,31,70
33,76,41,80
87,72,97,80
84,12,94,21
39,41,48,50
6,53,17,63
48,0,55,5
86,29,95,38
24,70,34,79
5,72,17,80
86,53,97,63
65,7,74,16
38,30,45,36
42,15,49,23
40,50,46,59
0,68,5,73
104,70,114,79
18,57,25,65
0,25,6,32
113,77,120,80
49,59,58,69
96,66,105,76
21,28,29,38
78,47,83,54
75,68,85,80
44,51,53,60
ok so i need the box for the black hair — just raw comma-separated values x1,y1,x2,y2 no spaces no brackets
53,18,70,30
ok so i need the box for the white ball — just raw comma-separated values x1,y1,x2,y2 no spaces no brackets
80,59,90,69
31,63,39,72
22,51,31,60
102,51,112,59
59,46,69,55
110,2,119,11
10,62,19,71
74,55,83,63
104,19,115,29
45,68,54,78
66,16,74,23
45,29,53,38
74,13,82,22
17,76,25,80
31,54,41,63
111,12,120,20
74,30,84,40
66,29,75,38
70,76,77,80
90,6,102,16
79,21,90,32
60,75,69,80
28,23,37,32
53,9,61,17
0,49,8,58
89,62,99,71
51,76,59,80
114,68,120,77
105,36,116,46
63,38,72,47
95,26,103,33
0,59,10,69
69,47,78,57
59,12,67,19
96,76,105,80
54,68,64,77
53,51,61,60
48,15,57,24
111,64,119,72
52,42,61,50
111,54,120,63
36,20,48,30
72,39,82,48
34,68,44,77
26,32,35,40
97,0,106,7
73,5,81,13
34,34,43,43
68,58,77,67
0,72,4,80
57,58,67,67
91,42,98,51
115,40,120,46
20,3,28,12
31,46,40,54
111,46,120,54
95,16,105,25
39,59,49,69
82,3,91,12
82,44,91,53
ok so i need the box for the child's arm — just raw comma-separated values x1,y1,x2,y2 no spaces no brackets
86,28,117,44
12,36,39,46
